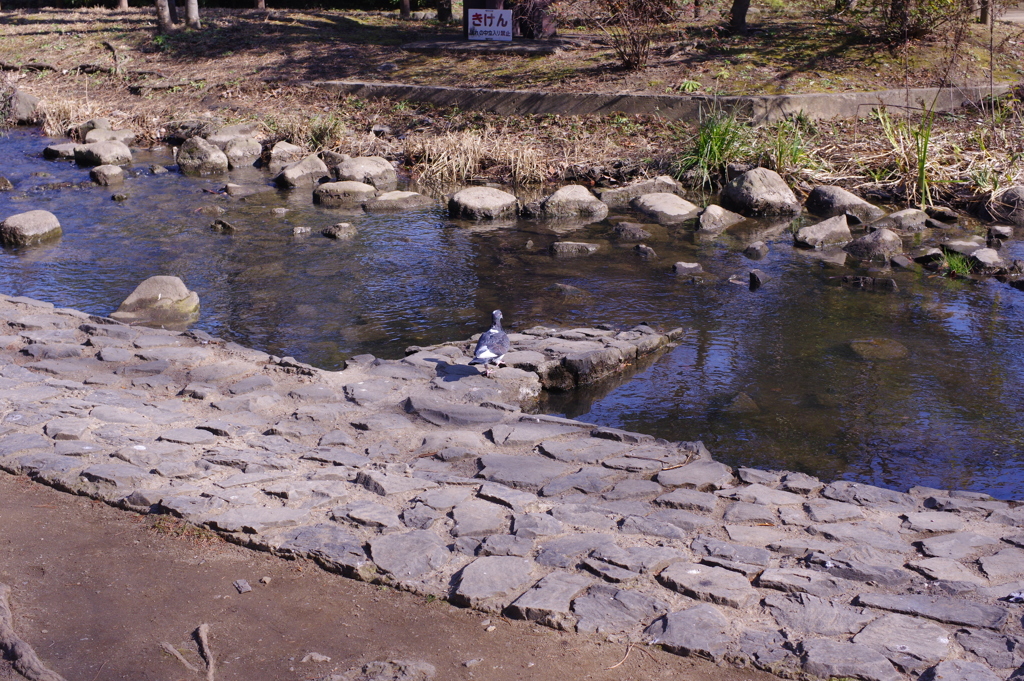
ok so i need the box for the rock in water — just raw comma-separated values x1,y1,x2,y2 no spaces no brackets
0,210,62,246
110,275,200,329
850,338,908,361
177,137,228,175
721,168,801,216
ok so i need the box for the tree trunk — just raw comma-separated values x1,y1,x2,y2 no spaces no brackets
155,0,174,32
185,0,200,29
254,0,265,8
729,0,750,33
979,0,989,23
168,0,179,24
436,0,452,22
400,0,411,19
117,0,129,9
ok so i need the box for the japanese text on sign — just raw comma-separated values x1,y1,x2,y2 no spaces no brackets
468,9,513,41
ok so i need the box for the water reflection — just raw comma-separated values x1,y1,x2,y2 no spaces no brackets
2,128,1024,498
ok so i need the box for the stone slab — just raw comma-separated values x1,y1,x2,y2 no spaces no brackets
856,593,1008,629
658,562,759,609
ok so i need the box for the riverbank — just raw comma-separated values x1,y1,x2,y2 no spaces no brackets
2,7,1024,211
0,292,1022,681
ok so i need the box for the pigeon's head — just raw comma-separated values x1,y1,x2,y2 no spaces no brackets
492,310,503,322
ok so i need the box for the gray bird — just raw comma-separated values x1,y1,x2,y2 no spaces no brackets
470,310,511,377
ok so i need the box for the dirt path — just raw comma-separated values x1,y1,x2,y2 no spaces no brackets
0,471,776,681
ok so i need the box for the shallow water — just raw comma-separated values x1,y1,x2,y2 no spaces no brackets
2,128,1023,499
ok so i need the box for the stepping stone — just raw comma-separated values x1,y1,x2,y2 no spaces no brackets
369,530,450,580
506,570,592,628
450,556,537,613
954,628,1024,669
856,593,1008,629
275,524,368,574
489,422,580,446
536,533,617,569
725,482,806,506
800,638,901,681
902,511,965,533
417,487,474,511
656,488,718,513
479,453,571,493
355,470,437,496
808,521,908,553
350,414,415,432
723,501,777,524
691,537,770,566
537,438,629,463
658,562,759,609
158,427,218,445
645,604,732,661
573,584,669,635
923,659,1002,681
655,460,734,490
920,532,999,560
821,480,916,511
805,498,865,523
343,501,402,530
80,463,151,489
512,513,564,539
978,547,1024,584
478,534,533,557
758,567,854,597
908,557,986,584
764,592,876,636
43,417,91,440
208,506,308,534
477,483,540,513
452,499,510,537
582,558,641,583
852,613,952,672
404,394,505,426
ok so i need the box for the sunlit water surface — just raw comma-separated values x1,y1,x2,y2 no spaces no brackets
3,129,1023,498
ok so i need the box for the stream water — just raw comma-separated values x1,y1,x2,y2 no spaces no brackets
2,128,1023,499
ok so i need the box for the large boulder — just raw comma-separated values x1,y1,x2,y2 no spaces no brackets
335,156,398,191
449,187,519,220
84,128,136,145
206,122,261,149
224,137,262,169
75,141,132,167
8,88,41,124
795,215,852,249
110,275,200,329
164,118,224,145
986,186,1024,226
268,141,305,173
631,193,699,225
363,190,434,212
534,185,608,220
90,165,124,186
844,228,903,260
594,175,680,208
698,204,746,235
1,210,62,246
43,143,79,160
76,118,110,139
314,181,377,207
720,168,800,216
867,208,929,234
805,186,885,224
275,155,330,189
176,137,228,175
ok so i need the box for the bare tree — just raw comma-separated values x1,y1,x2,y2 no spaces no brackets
185,0,200,29
155,0,174,32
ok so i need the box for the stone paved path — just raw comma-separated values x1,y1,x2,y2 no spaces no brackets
0,292,1022,681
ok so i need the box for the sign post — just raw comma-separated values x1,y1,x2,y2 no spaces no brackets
467,8,513,41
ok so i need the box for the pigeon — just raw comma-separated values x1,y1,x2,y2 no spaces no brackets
470,310,511,377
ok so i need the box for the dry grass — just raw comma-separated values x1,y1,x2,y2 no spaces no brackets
404,129,546,187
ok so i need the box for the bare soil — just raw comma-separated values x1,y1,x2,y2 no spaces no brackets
0,471,781,681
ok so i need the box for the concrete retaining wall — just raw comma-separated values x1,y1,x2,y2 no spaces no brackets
314,80,1010,123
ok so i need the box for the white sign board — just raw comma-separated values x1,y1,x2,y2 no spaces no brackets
467,9,513,41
